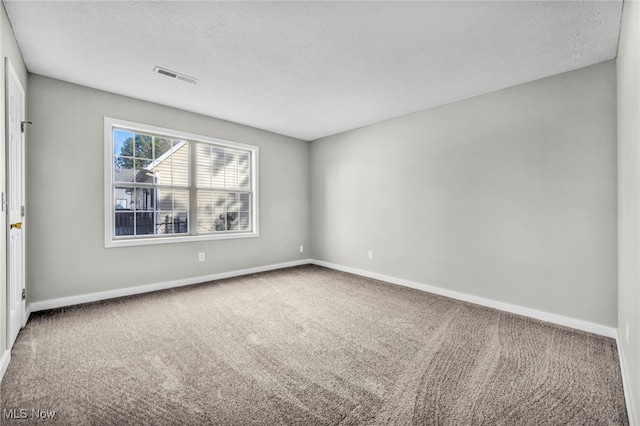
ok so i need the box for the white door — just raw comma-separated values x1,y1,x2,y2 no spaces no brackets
6,59,25,349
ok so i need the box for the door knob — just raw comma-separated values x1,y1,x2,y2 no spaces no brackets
10,222,22,230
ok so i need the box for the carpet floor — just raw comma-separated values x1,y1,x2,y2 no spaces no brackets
0,265,628,425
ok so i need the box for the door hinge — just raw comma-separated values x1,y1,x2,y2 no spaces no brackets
21,289,26,300
1,192,5,212
20,121,32,133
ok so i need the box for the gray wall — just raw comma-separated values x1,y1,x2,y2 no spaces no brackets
26,75,309,302
310,61,617,327
0,3,28,364
617,0,639,420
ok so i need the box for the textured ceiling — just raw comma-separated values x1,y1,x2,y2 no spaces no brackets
4,1,622,141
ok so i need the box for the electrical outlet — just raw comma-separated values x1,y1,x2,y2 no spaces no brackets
626,320,630,345
198,252,205,262
299,245,304,253
368,250,374,259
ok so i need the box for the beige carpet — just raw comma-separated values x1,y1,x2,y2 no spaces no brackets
0,265,628,425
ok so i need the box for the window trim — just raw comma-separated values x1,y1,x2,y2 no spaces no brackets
104,117,259,248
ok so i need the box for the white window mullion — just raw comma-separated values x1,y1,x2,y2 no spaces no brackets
189,140,198,236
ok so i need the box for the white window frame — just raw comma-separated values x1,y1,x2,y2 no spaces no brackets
104,117,259,248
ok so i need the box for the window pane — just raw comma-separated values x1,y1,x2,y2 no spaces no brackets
114,130,133,156
225,150,238,189
175,212,188,234
115,212,134,236
134,134,153,159
114,157,134,182
214,193,227,230
115,187,134,210
226,211,238,231
195,145,251,192
212,191,226,211
197,191,213,214
214,216,226,231
239,212,250,231
197,191,213,232
195,189,252,234
156,212,174,234
134,159,153,183
174,190,189,211
238,151,250,190
212,192,226,231
211,146,225,189
196,143,212,188
157,189,173,211
155,137,172,159
197,216,212,233
239,193,250,212
134,187,155,211
135,212,154,235
214,212,227,231
226,192,238,212
149,151,170,185
172,141,189,186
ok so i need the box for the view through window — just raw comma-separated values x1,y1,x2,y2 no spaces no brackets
105,118,258,247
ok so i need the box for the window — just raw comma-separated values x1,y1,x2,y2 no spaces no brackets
105,117,258,247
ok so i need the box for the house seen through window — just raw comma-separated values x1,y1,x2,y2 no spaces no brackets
105,118,258,247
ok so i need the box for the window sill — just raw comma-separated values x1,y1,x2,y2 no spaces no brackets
105,231,259,248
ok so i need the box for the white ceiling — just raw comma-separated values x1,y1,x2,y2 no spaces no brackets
4,1,622,141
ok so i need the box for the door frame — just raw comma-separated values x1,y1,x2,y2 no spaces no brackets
5,58,26,350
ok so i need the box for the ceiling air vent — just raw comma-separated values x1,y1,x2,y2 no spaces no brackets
153,66,198,85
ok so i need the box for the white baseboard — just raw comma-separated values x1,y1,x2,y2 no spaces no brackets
0,350,10,383
616,333,638,426
30,256,618,338
310,259,617,338
30,257,617,338
24,303,31,326
30,259,311,312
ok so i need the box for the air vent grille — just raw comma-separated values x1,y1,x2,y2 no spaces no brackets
153,66,198,85
176,75,198,84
